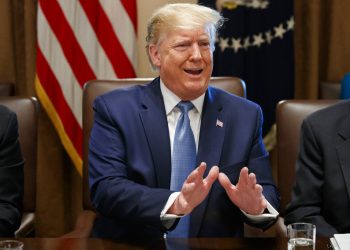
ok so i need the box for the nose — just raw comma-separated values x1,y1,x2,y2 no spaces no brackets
189,43,202,61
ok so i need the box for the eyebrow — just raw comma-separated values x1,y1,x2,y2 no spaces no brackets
172,35,210,43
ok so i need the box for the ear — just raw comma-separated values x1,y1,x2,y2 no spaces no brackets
148,44,161,68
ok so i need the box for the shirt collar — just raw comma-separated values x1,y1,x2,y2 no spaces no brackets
160,79,205,115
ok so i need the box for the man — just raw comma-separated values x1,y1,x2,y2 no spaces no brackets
285,100,350,236
89,3,279,238
0,105,24,236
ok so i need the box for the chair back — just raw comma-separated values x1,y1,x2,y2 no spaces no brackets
0,82,15,96
276,99,340,215
0,97,38,236
82,77,246,210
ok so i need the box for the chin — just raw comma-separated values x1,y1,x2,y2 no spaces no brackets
185,86,207,99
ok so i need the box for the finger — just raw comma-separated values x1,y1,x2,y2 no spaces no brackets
197,162,207,177
182,182,196,193
218,173,240,204
238,167,249,186
186,162,206,183
204,166,219,186
254,185,266,211
218,172,233,190
258,196,267,214
254,184,263,194
248,172,257,189
261,197,267,209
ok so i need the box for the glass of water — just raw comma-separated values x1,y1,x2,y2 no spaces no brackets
287,223,316,250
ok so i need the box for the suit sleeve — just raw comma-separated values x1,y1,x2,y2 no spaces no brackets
88,96,172,231
251,106,279,209
0,109,24,237
284,119,338,236
243,105,280,228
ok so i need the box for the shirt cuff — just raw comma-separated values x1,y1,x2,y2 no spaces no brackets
241,200,279,222
160,192,183,229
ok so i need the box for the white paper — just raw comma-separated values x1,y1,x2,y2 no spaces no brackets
330,237,340,250
334,234,350,250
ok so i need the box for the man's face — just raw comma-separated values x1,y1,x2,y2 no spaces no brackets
149,27,213,100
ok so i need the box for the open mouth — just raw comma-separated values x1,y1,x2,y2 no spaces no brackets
184,69,203,75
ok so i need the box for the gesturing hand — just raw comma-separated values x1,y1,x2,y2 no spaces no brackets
218,167,267,215
168,162,219,215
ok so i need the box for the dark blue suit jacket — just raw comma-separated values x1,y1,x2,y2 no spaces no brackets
89,77,279,238
0,105,23,236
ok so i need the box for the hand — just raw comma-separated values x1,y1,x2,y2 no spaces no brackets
218,167,267,215
168,162,219,215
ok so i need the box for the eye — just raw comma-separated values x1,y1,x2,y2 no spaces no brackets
199,41,210,48
174,42,190,51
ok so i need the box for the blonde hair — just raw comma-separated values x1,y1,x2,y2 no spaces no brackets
146,3,224,70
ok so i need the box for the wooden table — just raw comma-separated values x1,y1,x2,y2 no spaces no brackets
1,237,331,250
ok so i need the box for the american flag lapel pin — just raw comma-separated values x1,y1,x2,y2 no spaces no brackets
216,119,223,128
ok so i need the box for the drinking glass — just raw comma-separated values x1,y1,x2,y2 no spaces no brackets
287,223,316,250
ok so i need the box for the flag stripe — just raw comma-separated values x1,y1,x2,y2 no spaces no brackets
35,77,83,175
39,0,96,87
79,0,136,78
37,6,83,126
57,0,117,79
36,47,83,157
121,0,137,32
99,0,137,70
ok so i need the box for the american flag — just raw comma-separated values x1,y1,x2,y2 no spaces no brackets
35,0,137,174
216,119,224,127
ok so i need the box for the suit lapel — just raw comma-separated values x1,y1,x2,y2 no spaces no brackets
190,87,226,236
139,78,172,189
336,113,350,201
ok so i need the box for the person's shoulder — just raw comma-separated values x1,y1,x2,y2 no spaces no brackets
306,100,350,122
208,86,259,109
0,105,18,140
0,104,13,116
0,105,16,125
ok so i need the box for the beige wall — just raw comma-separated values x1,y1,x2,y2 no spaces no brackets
136,0,196,77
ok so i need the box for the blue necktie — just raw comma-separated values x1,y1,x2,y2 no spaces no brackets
167,101,196,238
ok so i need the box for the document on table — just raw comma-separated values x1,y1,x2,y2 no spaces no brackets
330,234,350,250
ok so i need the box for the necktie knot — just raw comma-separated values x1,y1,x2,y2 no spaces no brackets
177,101,194,114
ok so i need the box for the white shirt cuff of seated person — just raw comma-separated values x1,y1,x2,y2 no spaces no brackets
160,192,182,229
240,201,279,221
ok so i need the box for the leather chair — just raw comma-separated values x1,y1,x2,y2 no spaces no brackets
63,77,246,238
0,82,15,96
275,99,340,236
0,97,38,237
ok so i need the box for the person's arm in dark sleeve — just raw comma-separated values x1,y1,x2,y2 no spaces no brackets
0,107,24,236
284,119,338,236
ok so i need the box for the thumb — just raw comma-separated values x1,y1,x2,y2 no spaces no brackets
205,166,219,186
218,172,233,191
